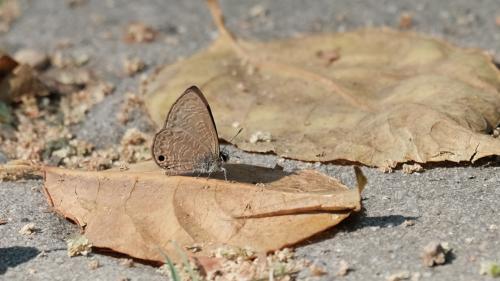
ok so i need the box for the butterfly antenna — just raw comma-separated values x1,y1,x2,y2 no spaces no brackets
228,127,243,143
219,128,243,171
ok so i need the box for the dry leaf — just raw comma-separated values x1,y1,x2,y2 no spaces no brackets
421,241,449,267
145,0,500,168
0,52,18,78
0,52,48,103
43,162,364,263
66,234,92,257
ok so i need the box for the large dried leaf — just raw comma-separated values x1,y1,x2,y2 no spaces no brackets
43,162,363,263
145,1,500,168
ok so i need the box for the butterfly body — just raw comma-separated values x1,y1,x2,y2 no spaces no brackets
152,86,226,177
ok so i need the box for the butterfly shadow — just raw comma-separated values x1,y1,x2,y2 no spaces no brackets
206,164,291,184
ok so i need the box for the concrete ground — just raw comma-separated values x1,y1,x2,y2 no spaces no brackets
1,0,499,280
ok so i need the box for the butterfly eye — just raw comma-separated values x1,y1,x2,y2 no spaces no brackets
158,155,166,162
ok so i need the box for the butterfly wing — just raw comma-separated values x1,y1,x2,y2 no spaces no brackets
152,86,220,173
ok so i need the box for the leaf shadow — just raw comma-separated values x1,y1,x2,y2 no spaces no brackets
202,163,291,184
338,208,419,231
298,208,419,246
0,246,40,274
445,250,457,265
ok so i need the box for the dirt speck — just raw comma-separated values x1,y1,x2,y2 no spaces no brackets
88,259,100,270
123,22,157,43
19,222,37,235
387,270,410,281
119,258,134,268
399,12,413,29
336,259,350,276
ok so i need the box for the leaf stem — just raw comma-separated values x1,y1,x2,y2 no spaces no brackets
205,0,374,111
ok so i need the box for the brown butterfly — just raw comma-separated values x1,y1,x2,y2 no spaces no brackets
151,86,228,177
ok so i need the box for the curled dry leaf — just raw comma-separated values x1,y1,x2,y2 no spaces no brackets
145,0,500,168
43,162,364,263
0,52,48,103
66,234,92,257
421,241,449,267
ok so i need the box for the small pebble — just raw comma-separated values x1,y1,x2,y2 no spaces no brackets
19,223,37,235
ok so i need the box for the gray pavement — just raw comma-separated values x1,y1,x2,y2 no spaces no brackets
1,0,499,280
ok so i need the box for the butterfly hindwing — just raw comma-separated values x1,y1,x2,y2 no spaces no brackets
152,127,214,173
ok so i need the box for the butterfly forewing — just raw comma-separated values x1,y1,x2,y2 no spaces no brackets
164,86,219,155
152,86,221,174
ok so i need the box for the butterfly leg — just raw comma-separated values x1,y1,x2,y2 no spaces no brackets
221,167,227,181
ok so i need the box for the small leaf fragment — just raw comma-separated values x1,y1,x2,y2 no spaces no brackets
66,234,92,257
421,241,450,267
